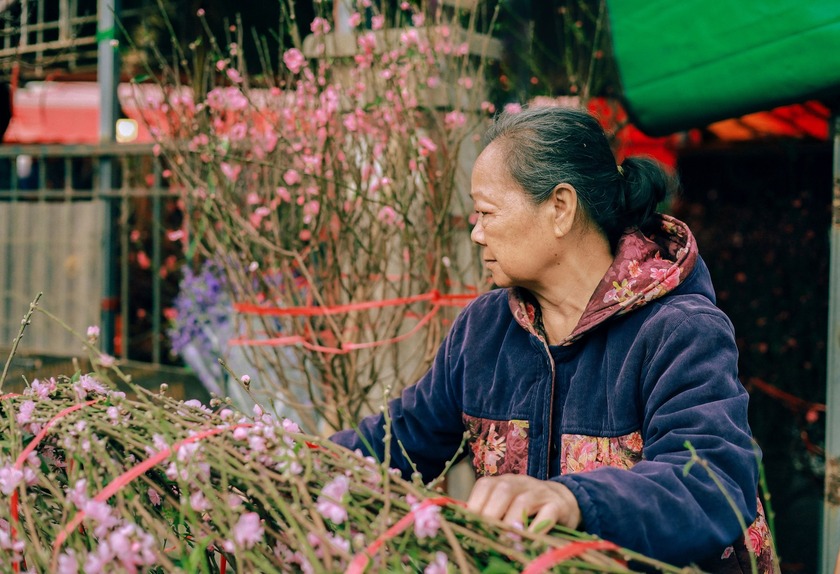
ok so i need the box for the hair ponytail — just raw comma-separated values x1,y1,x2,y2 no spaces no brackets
617,156,677,232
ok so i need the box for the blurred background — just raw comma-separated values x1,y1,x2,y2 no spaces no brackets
0,1,837,571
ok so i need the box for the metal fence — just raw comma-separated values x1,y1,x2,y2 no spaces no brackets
0,142,182,365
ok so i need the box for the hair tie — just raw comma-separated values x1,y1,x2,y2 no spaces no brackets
617,165,625,177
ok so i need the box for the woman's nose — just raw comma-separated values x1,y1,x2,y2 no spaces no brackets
470,219,485,245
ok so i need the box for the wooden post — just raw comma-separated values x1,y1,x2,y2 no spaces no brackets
822,112,840,574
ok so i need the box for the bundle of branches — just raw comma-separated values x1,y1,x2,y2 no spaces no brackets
0,371,691,573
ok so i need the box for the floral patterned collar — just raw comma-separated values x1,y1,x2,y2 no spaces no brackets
507,213,699,345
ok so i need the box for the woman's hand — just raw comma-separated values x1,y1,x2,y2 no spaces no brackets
466,474,582,532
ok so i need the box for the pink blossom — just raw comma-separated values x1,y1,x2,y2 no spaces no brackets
86,325,100,339
98,354,116,368
276,187,292,202
108,524,157,570
400,1,410,9
343,114,358,131
400,29,420,47
412,13,425,26
283,48,306,74
310,17,331,35
74,374,108,398
283,169,302,186
304,200,320,218
299,229,312,241
348,12,362,27
480,101,496,114
233,512,264,549
316,475,350,523
504,102,523,114
412,502,441,538
28,377,57,399
282,418,301,433
426,76,440,89
224,87,249,110
136,250,151,270
418,136,437,156
371,14,385,30
56,550,79,574
424,552,448,574
147,488,162,506
216,59,227,71
226,68,243,83
444,110,466,130
16,400,35,425
106,406,120,422
377,206,399,226
0,464,24,495
190,490,211,511
228,122,247,141
358,32,377,53
220,162,242,182
83,500,119,537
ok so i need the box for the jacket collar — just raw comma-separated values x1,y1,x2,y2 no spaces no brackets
507,214,699,344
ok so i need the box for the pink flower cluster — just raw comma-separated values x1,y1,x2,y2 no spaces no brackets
316,475,350,523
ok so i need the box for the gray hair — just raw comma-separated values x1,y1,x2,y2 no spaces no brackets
483,106,675,247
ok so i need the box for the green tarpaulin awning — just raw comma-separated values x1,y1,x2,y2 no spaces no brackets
607,0,840,135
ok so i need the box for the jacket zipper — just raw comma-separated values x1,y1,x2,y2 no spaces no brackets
542,337,556,480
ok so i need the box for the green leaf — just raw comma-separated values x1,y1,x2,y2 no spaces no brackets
482,556,518,574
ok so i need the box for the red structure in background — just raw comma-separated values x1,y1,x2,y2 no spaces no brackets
2,81,831,160
3,82,161,145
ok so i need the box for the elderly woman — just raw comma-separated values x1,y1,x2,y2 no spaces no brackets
331,106,776,572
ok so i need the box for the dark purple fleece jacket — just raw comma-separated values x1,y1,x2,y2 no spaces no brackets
331,214,776,571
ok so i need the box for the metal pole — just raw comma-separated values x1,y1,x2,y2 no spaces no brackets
822,112,840,574
98,0,120,355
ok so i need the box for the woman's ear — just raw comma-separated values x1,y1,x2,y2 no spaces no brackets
550,183,577,238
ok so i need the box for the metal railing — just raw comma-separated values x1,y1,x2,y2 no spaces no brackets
0,142,182,365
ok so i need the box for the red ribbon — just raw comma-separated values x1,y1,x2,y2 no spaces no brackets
520,540,622,574
9,398,103,573
231,303,444,354
345,496,464,574
234,290,476,317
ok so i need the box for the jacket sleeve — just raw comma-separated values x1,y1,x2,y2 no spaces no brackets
329,312,467,481
555,309,758,566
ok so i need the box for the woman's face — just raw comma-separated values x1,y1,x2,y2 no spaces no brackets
470,143,559,289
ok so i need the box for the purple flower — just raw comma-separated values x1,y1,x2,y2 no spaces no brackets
233,512,264,549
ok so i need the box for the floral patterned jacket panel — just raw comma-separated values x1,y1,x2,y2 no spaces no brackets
561,432,778,574
463,414,529,477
